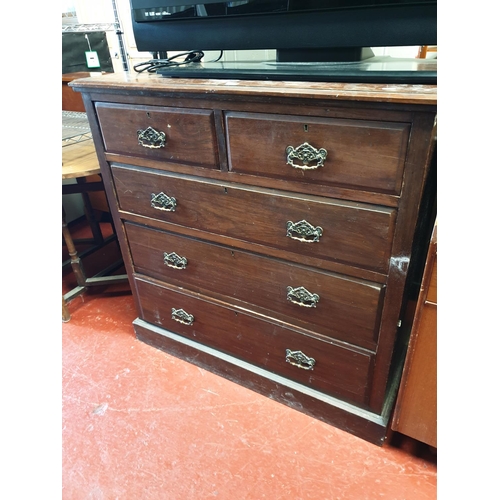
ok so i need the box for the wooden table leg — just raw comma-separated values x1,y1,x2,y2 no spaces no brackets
62,296,71,322
77,176,104,245
62,207,87,287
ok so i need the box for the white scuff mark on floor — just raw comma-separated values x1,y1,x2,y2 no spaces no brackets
202,388,219,396
114,367,131,379
92,402,108,415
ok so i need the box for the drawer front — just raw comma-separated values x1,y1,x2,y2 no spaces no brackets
126,223,384,349
136,278,374,406
113,166,396,273
96,103,219,168
225,112,410,194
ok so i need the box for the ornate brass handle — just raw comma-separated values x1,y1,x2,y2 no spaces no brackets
286,220,323,243
171,308,194,325
285,349,316,370
287,286,320,308
151,192,177,212
137,126,166,148
286,142,327,170
163,251,187,270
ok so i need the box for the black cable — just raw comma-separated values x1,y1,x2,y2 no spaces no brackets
133,50,203,73
133,50,224,74
211,50,224,63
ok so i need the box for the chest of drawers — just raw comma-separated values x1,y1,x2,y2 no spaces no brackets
72,75,437,444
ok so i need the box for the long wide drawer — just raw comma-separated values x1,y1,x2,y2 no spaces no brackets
135,277,374,407
225,112,410,195
113,165,396,273
126,222,384,349
95,103,219,168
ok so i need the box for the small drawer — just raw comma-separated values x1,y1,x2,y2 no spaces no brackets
125,223,385,349
113,166,396,273
136,278,374,406
95,103,219,168
225,112,410,194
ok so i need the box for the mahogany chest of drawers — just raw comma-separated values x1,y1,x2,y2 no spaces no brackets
72,74,437,444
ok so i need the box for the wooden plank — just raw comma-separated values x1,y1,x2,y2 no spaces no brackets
70,73,437,106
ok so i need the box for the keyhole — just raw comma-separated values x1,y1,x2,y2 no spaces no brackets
224,187,228,194
304,124,308,132
146,112,151,118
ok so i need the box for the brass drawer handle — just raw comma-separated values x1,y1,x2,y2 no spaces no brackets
287,286,320,308
137,126,166,149
171,308,194,326
286,142,327,170
285,349,316,370
286,220,323,243
163,251,187,270
151,192,177,212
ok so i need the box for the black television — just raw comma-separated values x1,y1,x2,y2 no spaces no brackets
129,0,437,83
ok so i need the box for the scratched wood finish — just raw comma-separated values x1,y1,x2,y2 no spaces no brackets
113,165,397,273
135,277,374,407
226,112,410,195
125,222,385,350
70,73,437,105
95,102,219,168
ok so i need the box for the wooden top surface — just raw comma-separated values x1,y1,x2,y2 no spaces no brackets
62,72,93,83
70,72,437,106
62,140,100,180
62,72,111,82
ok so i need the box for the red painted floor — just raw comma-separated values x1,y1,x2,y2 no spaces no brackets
62,220,437,500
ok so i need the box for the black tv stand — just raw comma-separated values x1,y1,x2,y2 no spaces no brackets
156,56,437,85
276,47,375,63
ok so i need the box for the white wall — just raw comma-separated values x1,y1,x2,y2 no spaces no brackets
372,46,421,58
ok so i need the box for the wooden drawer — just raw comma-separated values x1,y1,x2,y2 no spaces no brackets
225,112,410,194
113,165,396,273
136,277,374,406
95,103,219,168
125,223,385,349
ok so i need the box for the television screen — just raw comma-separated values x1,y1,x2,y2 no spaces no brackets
129,0,437,83
129,0,437,57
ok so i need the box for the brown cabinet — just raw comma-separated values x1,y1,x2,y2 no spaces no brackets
62,72,89,112
392,223,437,448
72,75,436,445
